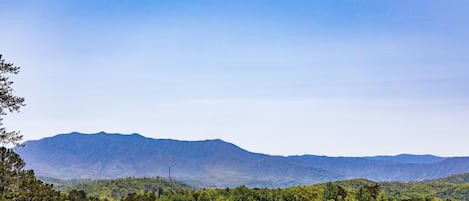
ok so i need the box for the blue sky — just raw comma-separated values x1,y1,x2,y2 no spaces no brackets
1,0,469,156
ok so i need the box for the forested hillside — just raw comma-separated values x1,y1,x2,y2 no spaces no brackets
63,177,191,200
426,173,469,184
40,174,469,201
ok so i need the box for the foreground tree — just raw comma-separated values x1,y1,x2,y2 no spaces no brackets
0,147,65,200
0,54,68,200
0,54,25,146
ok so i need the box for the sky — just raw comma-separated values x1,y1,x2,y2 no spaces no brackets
1,0,468,156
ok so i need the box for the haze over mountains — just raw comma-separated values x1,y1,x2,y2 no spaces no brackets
15,132,469,188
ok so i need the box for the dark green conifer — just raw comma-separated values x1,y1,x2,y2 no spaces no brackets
0,54,25,147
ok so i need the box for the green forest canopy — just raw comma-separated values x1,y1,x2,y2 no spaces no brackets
37,173,469,201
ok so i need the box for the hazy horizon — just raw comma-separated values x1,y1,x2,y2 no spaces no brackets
1,1,469,156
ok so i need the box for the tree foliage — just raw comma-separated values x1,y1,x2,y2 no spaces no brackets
0,54,25,146
0,147,65,200
41,177,468,201
64,177,191,200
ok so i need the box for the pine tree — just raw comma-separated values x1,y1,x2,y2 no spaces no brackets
0,147,65,200
0,54,25,146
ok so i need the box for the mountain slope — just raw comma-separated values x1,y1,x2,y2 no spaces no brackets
288,155,469,182
426,172,469,184
15,132,469,187
15,132,340,187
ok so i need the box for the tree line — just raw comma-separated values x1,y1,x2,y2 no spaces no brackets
60,179,466,201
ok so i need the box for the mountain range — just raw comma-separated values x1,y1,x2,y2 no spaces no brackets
14,132,469,188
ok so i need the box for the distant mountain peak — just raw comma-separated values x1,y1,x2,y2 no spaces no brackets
67,131,143,136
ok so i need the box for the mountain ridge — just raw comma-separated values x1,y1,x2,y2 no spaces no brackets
14,132,469,188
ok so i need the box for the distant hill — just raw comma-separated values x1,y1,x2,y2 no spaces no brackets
334,178,469,201
427,173,469,184
287,155,469,182
366,154,446,164
14,132,469,188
